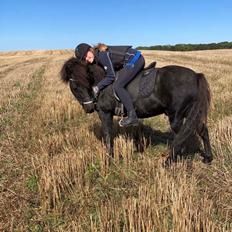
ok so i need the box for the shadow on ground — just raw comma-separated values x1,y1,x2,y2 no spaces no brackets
89,121,202,158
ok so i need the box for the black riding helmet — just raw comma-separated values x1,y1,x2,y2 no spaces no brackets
75,43,91,61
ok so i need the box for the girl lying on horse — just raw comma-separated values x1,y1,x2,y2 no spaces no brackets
74,43,145,127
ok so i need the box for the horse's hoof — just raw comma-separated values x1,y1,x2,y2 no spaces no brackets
163,157,173,168
163,154,179,168
203,157,213,164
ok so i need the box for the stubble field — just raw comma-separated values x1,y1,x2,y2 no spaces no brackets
0,49,232,231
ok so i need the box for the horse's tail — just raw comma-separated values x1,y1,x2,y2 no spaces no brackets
172,73,211,152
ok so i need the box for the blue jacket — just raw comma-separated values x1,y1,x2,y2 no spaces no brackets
94,46,138,90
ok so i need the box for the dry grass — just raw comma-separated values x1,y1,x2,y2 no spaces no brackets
1,49,232,231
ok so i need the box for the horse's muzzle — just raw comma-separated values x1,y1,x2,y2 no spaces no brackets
83,103,95,114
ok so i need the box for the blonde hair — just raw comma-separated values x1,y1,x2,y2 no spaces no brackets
94,43,108,52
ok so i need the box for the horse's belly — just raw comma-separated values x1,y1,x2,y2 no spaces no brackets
135,96,164,118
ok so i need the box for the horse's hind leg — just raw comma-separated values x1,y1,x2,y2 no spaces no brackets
169,114,183,135
197,123,213,164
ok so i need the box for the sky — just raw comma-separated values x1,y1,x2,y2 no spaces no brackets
0,0,232,51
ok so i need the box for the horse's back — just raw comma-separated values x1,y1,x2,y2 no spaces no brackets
158,65,197,80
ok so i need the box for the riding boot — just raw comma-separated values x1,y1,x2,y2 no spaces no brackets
119,109,139,127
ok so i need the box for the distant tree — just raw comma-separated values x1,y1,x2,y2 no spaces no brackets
136,41,232,51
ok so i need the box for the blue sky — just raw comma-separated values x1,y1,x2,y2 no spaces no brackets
0,0,232,51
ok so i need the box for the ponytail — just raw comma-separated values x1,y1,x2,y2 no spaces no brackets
94,43,108,52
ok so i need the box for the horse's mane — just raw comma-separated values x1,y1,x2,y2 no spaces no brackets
60,57,91,89
87,63,105,85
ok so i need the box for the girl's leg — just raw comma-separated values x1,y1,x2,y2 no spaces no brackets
114,56,145,126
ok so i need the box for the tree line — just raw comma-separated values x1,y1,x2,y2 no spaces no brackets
137,41,232,51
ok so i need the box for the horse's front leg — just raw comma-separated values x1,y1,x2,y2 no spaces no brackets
98,110,114,157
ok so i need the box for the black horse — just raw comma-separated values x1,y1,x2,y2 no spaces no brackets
60,57,213,164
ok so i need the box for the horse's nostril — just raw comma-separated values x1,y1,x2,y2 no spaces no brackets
83,104,94,114
86,109,94,114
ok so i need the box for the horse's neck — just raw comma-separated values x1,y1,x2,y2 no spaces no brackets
93,75,104,86
90,64,105,85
